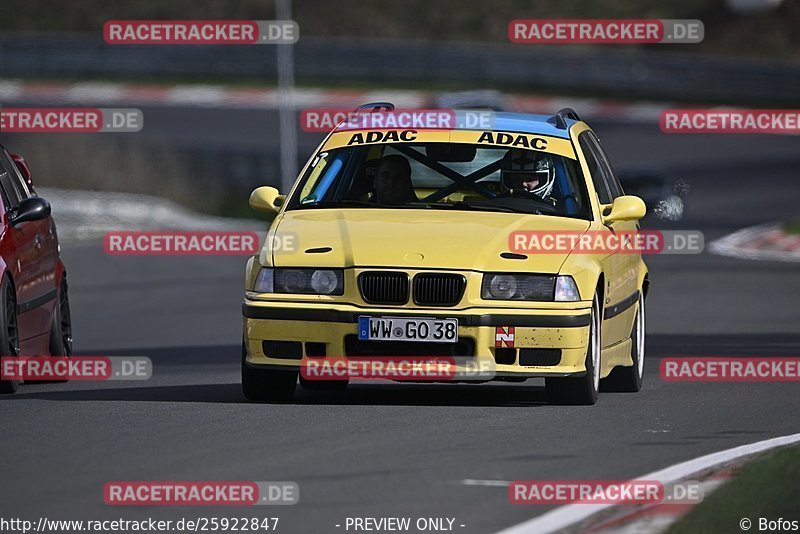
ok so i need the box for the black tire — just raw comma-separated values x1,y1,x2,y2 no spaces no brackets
0,276,20,394
601,292,645,393
546,292,601,405
241,341,297,402
299,375,349,391
49,278,73,357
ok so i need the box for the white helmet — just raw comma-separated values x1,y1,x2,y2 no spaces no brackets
501,150,556,200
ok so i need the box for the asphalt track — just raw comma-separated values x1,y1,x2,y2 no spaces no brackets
2,109,800,533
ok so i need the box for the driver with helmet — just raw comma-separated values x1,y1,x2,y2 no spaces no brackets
500,149,557,205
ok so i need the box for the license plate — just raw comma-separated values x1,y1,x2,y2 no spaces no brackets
358,316,458,343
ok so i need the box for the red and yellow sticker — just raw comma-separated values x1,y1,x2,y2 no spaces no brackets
495,326,516,348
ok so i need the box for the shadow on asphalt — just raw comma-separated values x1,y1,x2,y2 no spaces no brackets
4,332,799,406
2,382,549,407
1,343,554,406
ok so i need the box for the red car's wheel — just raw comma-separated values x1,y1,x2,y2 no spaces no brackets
0,276,20,394
49,278,73,357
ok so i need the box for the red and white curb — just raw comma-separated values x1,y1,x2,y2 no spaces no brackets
581,471,734,533
461,434,800,534
709,223,800,262
0,79,667,122
39,187,260,243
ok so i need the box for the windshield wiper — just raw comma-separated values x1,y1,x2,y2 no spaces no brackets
425,201,534,214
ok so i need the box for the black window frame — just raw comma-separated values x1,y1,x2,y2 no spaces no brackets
586,132,624,199
0,149,31,211
578,131,613,205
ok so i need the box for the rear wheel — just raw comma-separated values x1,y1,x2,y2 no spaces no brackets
602,292,645,392
0,277,20,394
546,292,601,405
241,340,297,402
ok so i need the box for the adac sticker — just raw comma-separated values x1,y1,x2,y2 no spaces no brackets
346,129,418,145
321,129,575,159
495,326,515,348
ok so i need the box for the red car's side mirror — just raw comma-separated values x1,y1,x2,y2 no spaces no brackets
10,154,33,187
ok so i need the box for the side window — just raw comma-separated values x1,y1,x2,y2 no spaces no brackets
0,168,14,211
588,132,624,198
0,150,31,210
578,132,612,204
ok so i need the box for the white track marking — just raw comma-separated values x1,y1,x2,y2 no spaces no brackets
461,479,512,487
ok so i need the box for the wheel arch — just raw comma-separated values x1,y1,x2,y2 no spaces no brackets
638,260,649,300
596,271,605,304
0,262,16,297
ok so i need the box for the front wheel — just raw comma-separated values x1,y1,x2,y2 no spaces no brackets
546,292,601,405
0,276,20,394
241,341,297,402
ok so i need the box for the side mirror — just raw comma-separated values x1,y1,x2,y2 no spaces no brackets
10,154,33,187
249,186,285,213
603,195,646,224
10,197,51,226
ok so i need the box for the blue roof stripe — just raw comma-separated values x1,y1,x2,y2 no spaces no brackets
330,111,577,138
485,112,575,139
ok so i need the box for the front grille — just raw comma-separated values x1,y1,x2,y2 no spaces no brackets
358,271,409,305
519,348,561,366
262,340,303,360
344,335,474,357
413,273,466,307
494,347,516,365
304,342,327,357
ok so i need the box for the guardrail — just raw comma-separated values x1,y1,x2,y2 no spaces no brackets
1,32,799,105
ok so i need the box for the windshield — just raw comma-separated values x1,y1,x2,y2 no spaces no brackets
286,142,591,218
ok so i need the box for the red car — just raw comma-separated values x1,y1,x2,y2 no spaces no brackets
0,145,72,394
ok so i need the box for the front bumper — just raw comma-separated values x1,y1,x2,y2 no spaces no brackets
243,300,592,378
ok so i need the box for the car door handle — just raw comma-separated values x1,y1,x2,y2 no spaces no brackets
34,234,42,247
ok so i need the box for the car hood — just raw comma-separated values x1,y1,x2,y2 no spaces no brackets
269,209,591,273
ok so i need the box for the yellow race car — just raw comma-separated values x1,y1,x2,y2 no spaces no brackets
242,106,648,405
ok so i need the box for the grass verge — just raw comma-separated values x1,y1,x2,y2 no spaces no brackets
667,444,800,533
782,220,800,235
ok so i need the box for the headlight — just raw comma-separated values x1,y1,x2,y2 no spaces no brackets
310,270,340,294
554,275,581,302
253,268,344,295
481,273,556,301
487,274,518,299
253,268,274,293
